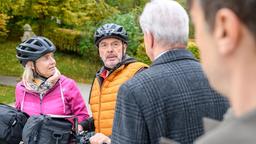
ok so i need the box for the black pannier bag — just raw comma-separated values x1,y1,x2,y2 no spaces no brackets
0,104,29,144
22,115,73,144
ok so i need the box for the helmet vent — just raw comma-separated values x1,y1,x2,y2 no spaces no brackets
34,41,43,47
27,39,34,44
117,27,123,32
28,47,37,52
43,39,52,47
110,24,116,29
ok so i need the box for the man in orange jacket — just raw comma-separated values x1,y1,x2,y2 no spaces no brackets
88,23,148,144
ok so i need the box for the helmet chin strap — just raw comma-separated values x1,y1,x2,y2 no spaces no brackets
121,42,126,61
103,66,112,71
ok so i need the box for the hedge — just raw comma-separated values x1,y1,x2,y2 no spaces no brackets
0,13,10,41
44,28,85,55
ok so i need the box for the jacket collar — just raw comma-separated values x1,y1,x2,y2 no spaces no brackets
21,75,63,95
151,48,198,67
95,55,137,86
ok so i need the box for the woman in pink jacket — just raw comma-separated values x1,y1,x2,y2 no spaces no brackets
15,36,89,128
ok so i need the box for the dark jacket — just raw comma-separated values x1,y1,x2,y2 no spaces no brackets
111,49,229,144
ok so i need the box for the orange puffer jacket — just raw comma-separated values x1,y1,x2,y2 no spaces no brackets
90,61,148,136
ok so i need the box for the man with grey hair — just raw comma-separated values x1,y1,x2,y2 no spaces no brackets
111,0,229,143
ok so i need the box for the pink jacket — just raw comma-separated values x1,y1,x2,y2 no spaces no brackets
15,75,89,123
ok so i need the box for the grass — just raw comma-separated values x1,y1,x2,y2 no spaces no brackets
0,41,23,76
0,85,15,104
54,52,100,83
0,41,101,83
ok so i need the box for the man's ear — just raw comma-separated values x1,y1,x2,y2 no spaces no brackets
214,8,241,55
149,32,154,49
144,31,154,50
143,31,155,61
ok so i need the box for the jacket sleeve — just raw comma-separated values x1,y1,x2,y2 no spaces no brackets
111,83,149,144
15,83,23,110
69,80,90,123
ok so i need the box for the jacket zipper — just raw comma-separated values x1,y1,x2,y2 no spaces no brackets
39,93,44,114
98,81,104,133
98,74,109,133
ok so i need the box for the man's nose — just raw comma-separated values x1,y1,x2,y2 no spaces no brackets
106,45,114,52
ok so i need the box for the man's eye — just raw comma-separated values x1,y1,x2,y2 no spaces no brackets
113,43,120,47
100,44,106,47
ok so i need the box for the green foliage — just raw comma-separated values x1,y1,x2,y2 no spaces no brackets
136,43,151,65
0,0,13,13
5,0,119,42
189,20,195,39
9,0,118,35
187,40,200,60
0,85,15,104
78,0,119,24
54,52,100,83
0,13,10,40
79,26,100,62
176,0,187,8
44,28,85,55
0,0,12,40
5,0,120,60
10,0,59,35
0,41,23,76
105,0,147,13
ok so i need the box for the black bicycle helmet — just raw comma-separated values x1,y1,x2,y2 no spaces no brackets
16,36,56,66
94,23,128,47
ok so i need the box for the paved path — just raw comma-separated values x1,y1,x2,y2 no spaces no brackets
0,75,92,115
0,75,18,86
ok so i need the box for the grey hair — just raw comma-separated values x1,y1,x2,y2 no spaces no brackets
139,0,189,46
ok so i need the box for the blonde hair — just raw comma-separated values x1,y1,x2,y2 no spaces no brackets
22,61,35,91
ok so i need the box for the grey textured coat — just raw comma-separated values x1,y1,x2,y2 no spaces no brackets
111,49,229,144
196,109,256,144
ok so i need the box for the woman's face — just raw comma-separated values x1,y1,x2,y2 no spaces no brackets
34,52,56,78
